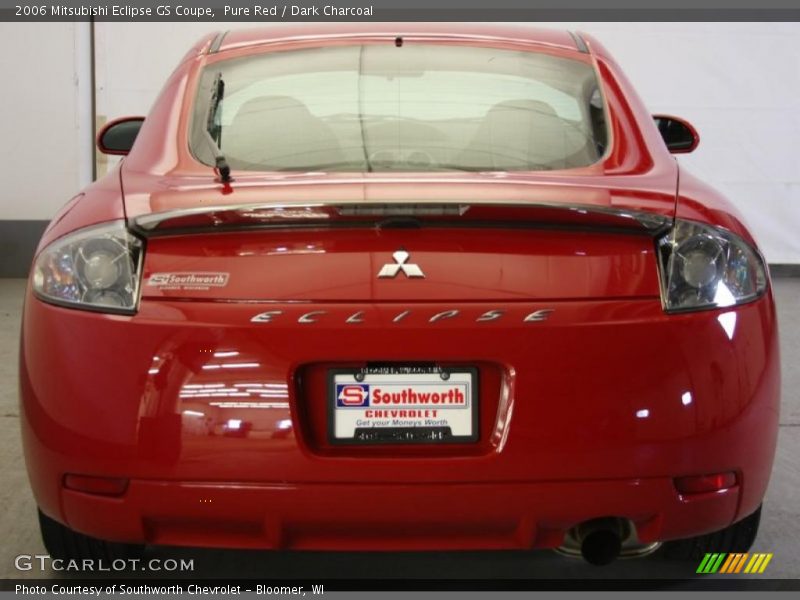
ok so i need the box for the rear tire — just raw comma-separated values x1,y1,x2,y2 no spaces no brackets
663,505,762,560
38,509,145,561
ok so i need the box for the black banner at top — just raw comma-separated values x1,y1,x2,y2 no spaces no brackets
2,0,800,21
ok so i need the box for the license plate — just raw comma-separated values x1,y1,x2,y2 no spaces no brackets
329,366,478,444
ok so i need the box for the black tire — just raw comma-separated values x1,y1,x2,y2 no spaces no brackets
662,505,762,560
38,509,145,561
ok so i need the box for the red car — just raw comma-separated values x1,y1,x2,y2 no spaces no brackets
20,24,779,567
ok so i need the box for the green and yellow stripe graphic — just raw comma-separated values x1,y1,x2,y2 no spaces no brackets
697,552,773,574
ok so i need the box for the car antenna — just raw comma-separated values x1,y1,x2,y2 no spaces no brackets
205,72,232,184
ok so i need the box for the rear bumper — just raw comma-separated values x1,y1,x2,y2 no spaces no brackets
63,478,738,550
20,292,780,549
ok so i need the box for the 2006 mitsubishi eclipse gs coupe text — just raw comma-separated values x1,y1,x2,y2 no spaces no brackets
20,24,780,566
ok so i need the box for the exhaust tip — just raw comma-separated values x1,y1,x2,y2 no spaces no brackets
580,528,623,566
556,517,659,563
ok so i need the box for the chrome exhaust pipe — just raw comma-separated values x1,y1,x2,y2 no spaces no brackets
556,517,661,564
576,518,625,566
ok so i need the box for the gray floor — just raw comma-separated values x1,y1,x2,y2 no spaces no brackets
1,277,798,581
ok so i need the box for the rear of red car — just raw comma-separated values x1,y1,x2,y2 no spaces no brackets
20,25,779,563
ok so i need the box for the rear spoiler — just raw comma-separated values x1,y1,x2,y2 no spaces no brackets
129,201,672,238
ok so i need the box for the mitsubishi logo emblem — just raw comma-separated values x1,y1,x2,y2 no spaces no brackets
377,249,425,279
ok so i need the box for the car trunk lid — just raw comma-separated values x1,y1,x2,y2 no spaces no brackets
125,171,676,302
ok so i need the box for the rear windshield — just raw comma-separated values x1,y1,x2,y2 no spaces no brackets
190,44,608,173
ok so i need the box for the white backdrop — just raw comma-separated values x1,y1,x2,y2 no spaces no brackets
2,22,799,263
0,22,93,220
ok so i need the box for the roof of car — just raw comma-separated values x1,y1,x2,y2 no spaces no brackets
215,23,587,54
